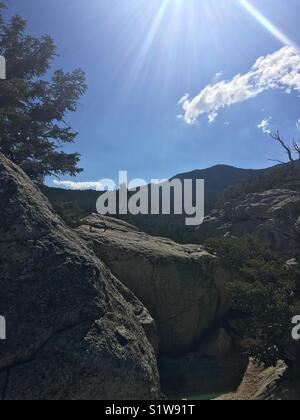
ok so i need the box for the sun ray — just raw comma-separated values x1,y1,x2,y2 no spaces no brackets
238,0,298,50
131,0,172,77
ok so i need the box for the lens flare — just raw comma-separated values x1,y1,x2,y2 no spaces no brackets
238,0,297,50
135,0,171,69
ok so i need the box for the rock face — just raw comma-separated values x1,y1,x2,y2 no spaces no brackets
196,328,233,360
0,154,160,400
111,274,160,356
77,215,231,357
198,189,300,257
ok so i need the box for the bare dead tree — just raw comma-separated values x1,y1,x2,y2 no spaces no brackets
293,139,300,160
269,131,295,164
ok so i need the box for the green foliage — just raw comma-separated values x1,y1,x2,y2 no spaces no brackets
205,236,300,367
0,3,87,182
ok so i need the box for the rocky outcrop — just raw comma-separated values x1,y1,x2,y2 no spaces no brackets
196,328,233,360
0,154,160,400
76,215,232,357
217,360,300,400
198,189,300,257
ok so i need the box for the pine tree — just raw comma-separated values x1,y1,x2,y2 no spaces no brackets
0,2,87,183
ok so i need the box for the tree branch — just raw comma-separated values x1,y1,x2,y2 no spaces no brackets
270,131,295,163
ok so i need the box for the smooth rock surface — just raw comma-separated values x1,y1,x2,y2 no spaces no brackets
77,215,231,356
196,328,233,359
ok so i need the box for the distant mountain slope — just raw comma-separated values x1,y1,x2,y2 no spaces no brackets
43,164,265,242
172,165,263,207
221,161,300,202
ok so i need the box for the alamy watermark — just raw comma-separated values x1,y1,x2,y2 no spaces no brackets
292,316,300,341
0,55,6,79
96,171,205,226
0,316,6,340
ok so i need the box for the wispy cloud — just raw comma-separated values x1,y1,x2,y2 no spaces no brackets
178,93,190,105
214,71,224,83
180,46,300,124
257,117,272,134
297,118,300,131
208,111,218,124
53,180,103,191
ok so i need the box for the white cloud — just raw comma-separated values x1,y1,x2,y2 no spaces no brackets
178,93,190,105
296,118,300,131
181,46,300,124
215,71,224,81
208,111,218,124
53,180,103,191
258,117,272,134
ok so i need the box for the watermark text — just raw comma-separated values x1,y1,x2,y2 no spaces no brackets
0,316,6,340
96,171,205,226
0,55,6,79
292,316,300,341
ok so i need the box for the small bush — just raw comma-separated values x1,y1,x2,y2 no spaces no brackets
205,236,300,366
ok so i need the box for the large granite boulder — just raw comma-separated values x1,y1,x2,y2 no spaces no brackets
0,154,160,400
198,189,300,256
111,274,160,356
77,215,231,357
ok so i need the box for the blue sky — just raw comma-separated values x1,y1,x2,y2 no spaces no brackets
5,0,300,186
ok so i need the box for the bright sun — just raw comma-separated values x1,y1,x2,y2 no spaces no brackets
122,0,297,93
